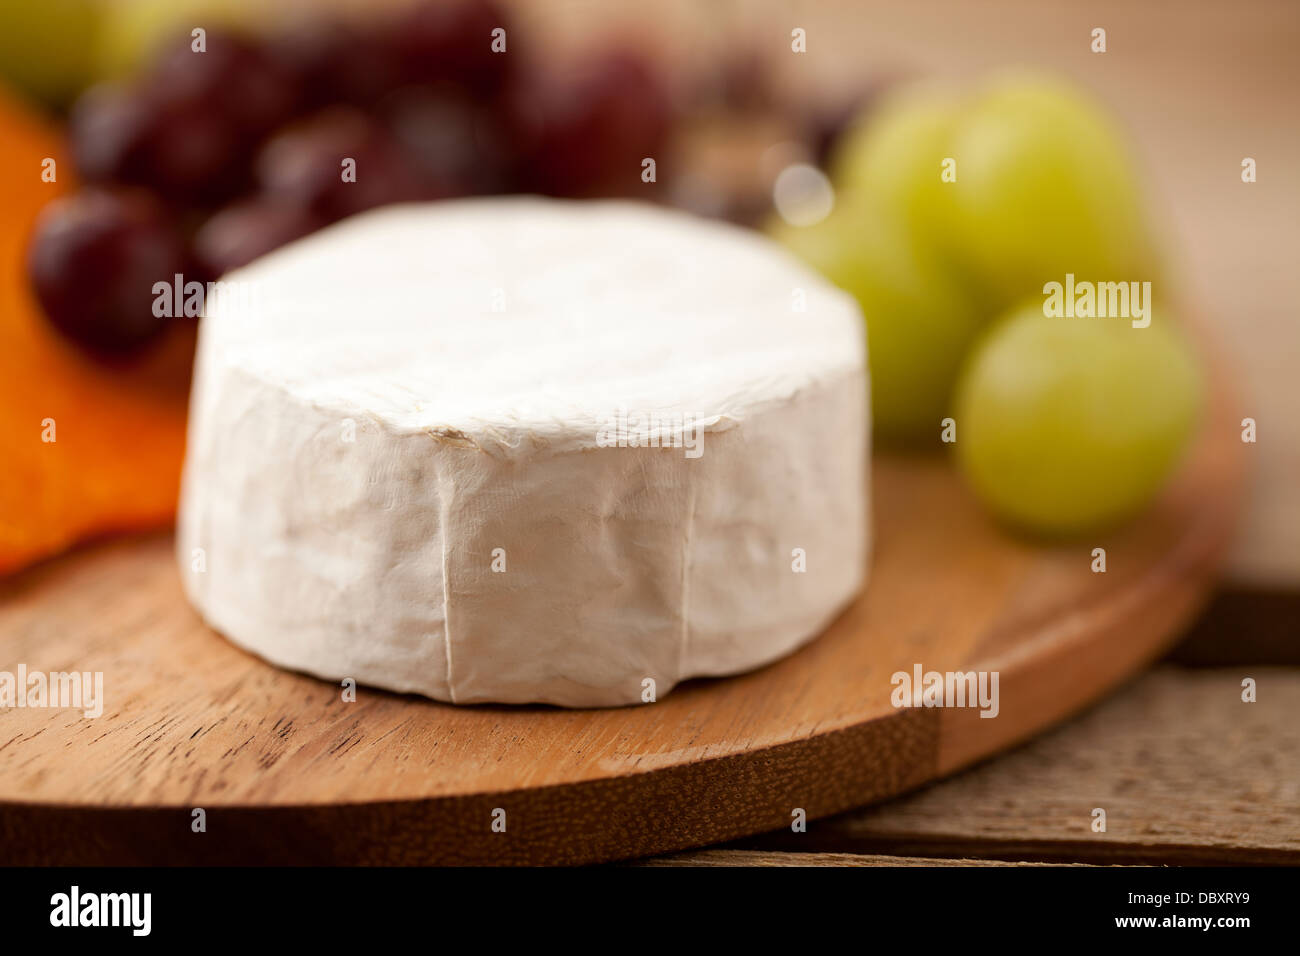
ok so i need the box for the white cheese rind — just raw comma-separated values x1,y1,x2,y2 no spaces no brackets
178,199,870,707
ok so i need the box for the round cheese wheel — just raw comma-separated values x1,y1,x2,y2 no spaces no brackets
178,199,869,707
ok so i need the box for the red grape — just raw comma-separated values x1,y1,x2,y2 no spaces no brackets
68,30,303,204
267,20,401,108
67,83,152,183
388,0,511,95
147,29,302,140
508,50,672,197
255,107,443,222
69,82,247,203
380,87,507,195
192,199,326,279
26,190,186,355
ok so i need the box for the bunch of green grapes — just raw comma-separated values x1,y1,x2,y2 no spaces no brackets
773,72,1202,535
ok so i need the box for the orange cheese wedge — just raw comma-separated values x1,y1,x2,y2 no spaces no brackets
0,86,191,575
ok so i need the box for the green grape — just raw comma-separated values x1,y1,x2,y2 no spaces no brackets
773,200,986,443
830,84,960,242
953,303,1202,536
946,73,1155,306
0,0,100,108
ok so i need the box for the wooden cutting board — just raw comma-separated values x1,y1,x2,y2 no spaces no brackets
0,361,1244,866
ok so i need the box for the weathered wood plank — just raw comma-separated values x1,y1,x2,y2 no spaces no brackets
1171,591,1300,665
741,667,1300,865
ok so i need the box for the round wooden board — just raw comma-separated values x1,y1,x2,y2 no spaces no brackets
0,364,1244,866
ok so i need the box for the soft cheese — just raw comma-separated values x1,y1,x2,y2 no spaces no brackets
178,199,870,707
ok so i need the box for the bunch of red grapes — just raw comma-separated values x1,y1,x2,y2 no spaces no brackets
27,0,677,357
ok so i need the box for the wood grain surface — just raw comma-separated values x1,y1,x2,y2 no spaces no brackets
0,354,1244,865
735,666,1300,866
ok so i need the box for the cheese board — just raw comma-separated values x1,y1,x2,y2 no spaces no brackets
0,357,1243,865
